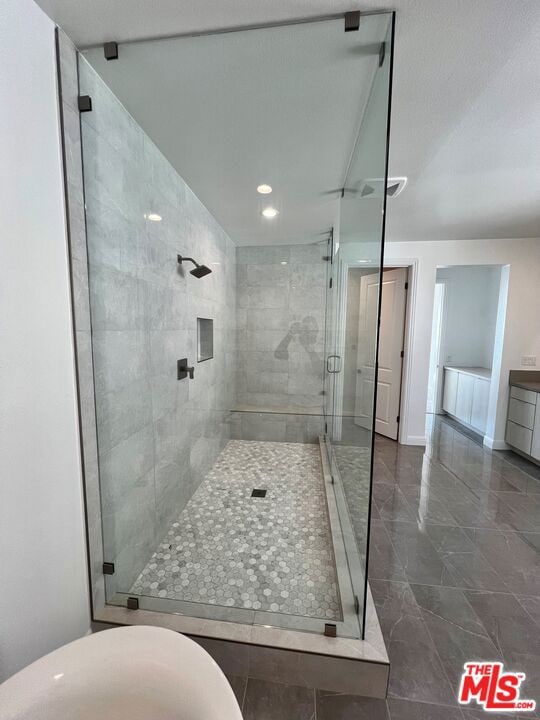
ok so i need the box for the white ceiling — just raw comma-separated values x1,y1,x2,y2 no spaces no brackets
36,0,540,242
81,16,389,246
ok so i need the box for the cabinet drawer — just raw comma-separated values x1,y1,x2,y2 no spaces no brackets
510,385,538,405
506,420,532,455
508,398,536,430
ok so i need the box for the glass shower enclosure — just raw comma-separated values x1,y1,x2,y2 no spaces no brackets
78,11,394,640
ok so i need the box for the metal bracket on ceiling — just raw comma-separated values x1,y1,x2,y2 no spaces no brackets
104,41,119,60
344,11,360,32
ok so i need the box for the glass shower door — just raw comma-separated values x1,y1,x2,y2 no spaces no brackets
324,14,394,637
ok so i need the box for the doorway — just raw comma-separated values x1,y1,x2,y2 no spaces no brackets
426,265,502,439
344,267,408,441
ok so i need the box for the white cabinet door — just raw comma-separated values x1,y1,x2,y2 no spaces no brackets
470,378,490,433
531,399,540,460
455,373,474,424
443,370,458,415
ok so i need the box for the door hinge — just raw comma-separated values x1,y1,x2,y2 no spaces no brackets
344,11,360,32
78,95,92,113
354,595,360,615
405,282,409,290
400,350,405,358
397,415,400,423
329,277,333,289
104,41,119,60
102,562,115,575
325,422,328,433
331,475,335,485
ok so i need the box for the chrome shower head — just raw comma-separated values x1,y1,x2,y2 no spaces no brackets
177,255,212,279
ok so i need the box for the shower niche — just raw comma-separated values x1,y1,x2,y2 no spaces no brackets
197,318,214,362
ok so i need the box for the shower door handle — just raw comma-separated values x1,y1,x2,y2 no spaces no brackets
327,355,342,374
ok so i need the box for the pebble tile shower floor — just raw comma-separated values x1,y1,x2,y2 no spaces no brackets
131,440,342,619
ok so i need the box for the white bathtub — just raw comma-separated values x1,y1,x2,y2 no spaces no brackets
0,626,243,720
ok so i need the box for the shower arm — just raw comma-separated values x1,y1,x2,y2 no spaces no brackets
177,255,200,268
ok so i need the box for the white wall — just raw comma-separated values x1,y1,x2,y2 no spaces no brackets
385,238,540,448
436,265,501,369
0,0,90,681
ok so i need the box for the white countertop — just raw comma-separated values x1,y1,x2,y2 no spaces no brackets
444,366,492,380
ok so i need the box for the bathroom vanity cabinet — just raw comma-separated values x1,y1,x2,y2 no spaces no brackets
442,366,491,435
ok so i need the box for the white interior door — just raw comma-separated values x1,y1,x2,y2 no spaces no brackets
354,272,380,430
354,268,407,440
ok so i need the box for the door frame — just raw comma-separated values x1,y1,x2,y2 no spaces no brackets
381,258,418,445
426,278,448,415
339,259,414,445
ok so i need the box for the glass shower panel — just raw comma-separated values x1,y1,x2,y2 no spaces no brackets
79,11,393,638
324,15,394,635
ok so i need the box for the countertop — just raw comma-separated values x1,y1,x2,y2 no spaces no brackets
509,370,540,394
444,366,491,380
510,381,540,393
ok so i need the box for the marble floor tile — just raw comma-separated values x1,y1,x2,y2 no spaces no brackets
516,595,540,626
387,698,463,719
464,529,540,596
410,584,503,689
370,579,422,620
368,416,539,717
462,590,540,661
226,675,247,709
368,520,407,582
383,520,448,585
316,690,388,719
381,606,456,705
243,679,315,720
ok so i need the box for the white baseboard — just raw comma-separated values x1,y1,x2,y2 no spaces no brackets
402,435,427,446
483,436,508,450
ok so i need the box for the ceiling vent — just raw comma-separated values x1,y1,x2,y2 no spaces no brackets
357,176,407,199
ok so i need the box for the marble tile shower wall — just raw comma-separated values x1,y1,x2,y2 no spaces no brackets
234,244,327,443
79,60,236,592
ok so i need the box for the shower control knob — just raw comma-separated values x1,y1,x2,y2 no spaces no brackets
177,358,195,380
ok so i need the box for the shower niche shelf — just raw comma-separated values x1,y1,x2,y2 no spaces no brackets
197,318,214,362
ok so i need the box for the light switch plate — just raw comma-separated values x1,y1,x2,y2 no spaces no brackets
521,356,537,367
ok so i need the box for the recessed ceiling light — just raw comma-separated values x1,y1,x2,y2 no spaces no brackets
144,212,162,222
262,207,279,219
257,184,272,194
281,261,288,265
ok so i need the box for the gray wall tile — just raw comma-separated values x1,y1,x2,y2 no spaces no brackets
235,243,326,424
74,55,237,595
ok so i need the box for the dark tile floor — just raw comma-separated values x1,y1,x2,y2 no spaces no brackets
228,416,540,718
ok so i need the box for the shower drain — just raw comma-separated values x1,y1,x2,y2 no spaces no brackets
251,488,267,498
